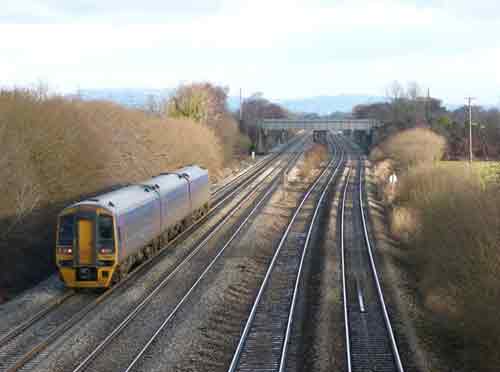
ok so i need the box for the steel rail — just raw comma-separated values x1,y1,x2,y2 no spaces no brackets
6,142,298,372
278,141,345,372
211,135,304,198
3,141,291,354
227,136,340,372
2,141,296,371
72,148,304,372
358,161,404,372
340,166,353,372
0,290,75,349
340,156,404,372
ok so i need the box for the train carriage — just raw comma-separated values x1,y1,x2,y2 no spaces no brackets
56,166,210,288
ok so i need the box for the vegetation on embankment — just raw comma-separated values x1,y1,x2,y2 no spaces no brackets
370,127,500,371
166,82,251,162
355,80,500,160
0,86,246,301
299,144,329,180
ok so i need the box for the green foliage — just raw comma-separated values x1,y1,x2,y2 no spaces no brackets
167,88,210,123
166,82,246,164
437,115,452,128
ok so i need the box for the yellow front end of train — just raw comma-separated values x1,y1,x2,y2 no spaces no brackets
56,207,118,289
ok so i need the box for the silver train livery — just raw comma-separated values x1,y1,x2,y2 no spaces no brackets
55,166,210,288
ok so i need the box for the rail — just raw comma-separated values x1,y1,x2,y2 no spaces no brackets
71,147,304,372
227,135,343,372
340,158,404,372
3,140,302,372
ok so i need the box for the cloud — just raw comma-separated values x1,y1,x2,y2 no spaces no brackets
419,0,500,20
0,0,224,23
1,0,499,104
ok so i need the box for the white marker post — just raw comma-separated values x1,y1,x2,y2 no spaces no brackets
389,172,398,186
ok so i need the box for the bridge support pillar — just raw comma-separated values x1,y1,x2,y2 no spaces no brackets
256,128,267,154
313,130,327,143
280,129,287,144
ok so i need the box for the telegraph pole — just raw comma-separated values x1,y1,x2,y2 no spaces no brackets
426,88,430,123
239,88,243,122
466,97,475,163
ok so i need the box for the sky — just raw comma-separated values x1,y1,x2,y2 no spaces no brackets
1,0,500,105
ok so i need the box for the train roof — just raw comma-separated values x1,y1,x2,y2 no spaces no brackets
144,165,208,192
60,165,208,216
64,184,158,215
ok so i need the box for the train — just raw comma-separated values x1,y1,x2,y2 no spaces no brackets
55,165,210,289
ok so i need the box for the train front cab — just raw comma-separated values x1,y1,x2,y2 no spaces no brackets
56,206,118,288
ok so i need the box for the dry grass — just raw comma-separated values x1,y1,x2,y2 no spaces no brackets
299,144,329,180
210,112,251,163
388,206,420,244
390,163,500,371
371,127,500,370
0,89,226,297
371,127,446,170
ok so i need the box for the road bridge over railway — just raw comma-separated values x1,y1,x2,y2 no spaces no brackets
256,118,381,153
260,118,380,131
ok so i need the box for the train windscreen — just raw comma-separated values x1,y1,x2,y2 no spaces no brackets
98,215,115,253
58,215,74,245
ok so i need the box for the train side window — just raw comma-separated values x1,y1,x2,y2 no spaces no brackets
98,215,115,244
58,215,74,245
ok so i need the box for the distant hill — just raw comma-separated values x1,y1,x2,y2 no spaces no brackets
229,94,387,115
72,89,387,115
277,95,387,115
69,89,497,115
71,88,171,108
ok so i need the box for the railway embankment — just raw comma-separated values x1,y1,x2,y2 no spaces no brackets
0,88,250,303
369,127,500,372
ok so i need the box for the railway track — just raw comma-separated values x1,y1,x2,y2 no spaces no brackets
211,135,304,200
226,135,344,372
0,138,303,354
65,140,305,372
0,290,75,348
0,293,96,372
2,138,305,372
340,158,404,372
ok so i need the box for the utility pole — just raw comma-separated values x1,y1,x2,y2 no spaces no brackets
466,97,475,163
239,88,243,122
426,88,430,124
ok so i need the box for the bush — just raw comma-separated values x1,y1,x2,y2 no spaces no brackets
166,82,248,164
393,163,500,371
371,127,446,170
371,126,500,370
299,144,329,179
0,89,224,297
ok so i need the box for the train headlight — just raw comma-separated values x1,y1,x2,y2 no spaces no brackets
58,247,73,255
99,247,114,255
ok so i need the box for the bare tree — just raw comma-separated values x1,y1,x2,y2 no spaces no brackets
386,81,406,124
406,81,421,101
144,94,161,116
386,81,405,102
240,94,288,143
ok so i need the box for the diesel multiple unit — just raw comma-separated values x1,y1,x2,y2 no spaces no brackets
56,166,210,288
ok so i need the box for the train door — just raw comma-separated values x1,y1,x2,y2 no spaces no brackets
77,219,94,265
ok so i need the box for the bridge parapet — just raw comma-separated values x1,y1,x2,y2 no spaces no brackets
260,118,380,131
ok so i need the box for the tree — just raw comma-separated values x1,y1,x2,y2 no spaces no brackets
166,82,247,162
166,82,228,126
240,94,288,143
144,94,162,117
